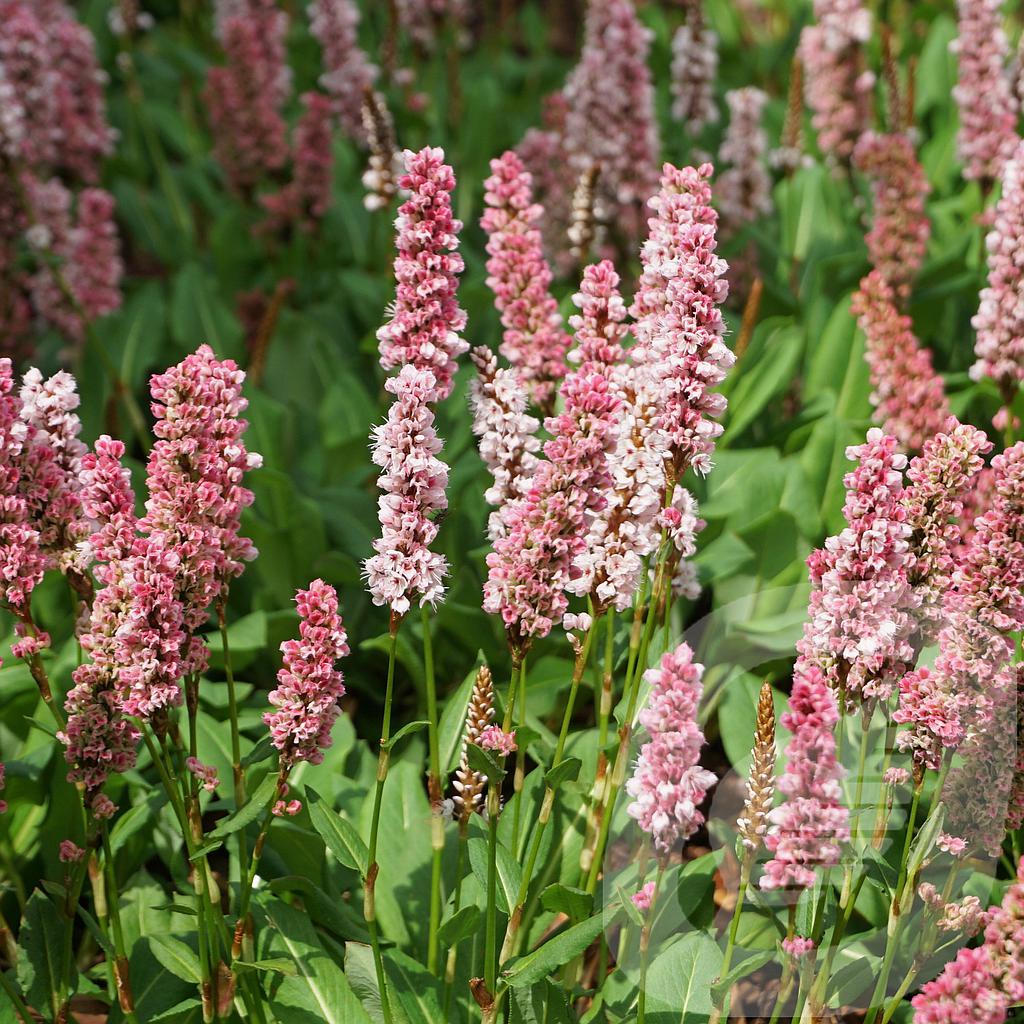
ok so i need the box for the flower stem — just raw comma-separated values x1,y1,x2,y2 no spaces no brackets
712,852,753,1021
100,824,138,1023
365,620,400,1024
510,656,528,852
585,545,671,895
218,601,249,886
483,777,501,1001
497,622,596,968
421,605,444,976
636,863,665,1024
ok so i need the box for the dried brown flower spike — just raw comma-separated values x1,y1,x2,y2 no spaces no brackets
452,665,495,827
736,680,777,851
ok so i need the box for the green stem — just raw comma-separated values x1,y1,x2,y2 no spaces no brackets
585,545,672,895
483,780,501,1002
712,853,753,1021
365,621,400,1024
101,825,139,1024
232,771,288,961
219,602,249,886
511,656,528,853
421,605,444,977
496,622,596,971
636,863,665,1024
0,969,33,1024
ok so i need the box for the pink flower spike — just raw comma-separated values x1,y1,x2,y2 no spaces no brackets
798,0,874,163
481,150,572,412
782,936,816,959
205,0,290,192
631,163,732,481
264,579,349,768
377,147,468,401
760,663,849,891
59,840,85,864
798,428,913,704
670,2,719,134
562,0,660,246
477,725,516,757
632,880,656,913
468,347,541,542
952,0,1019,184
625,643,716,856
853,132,931,301
718,88,772,237
851,273,950,453
273,799,302,817
307,0,378,141
186,756,220,794
971,139,1024,414
483,276,623,651
364,366,450,614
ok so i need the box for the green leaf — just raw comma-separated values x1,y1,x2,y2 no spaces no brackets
383,948,446,1024
711,949,775,996
468,836,522,916
306,786,369,876
149,935,203,985
235,958,299,977
504,913,609,989
543,757,581,788
382,719,429,750
540,884,593,924
241,735,275,767
467,743,505,783
194,772,278,856
437,905,481,947
259,898,372,1023
642,932,723,1021
17,891,68,1021
109,792,167,855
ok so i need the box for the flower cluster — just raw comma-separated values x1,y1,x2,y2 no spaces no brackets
760,663,849,890
22,176,123,344
670,0,719,134
626,644,716,856
144,345,262,663
851,272,951,452
364,366,451,614
205,0,291,192
259,91,336,234
951,0,1019,184
468,347,540,541
0,0,114,181
515,93,574,271
971,139,1024,412
901,418,991,639
562,0,660,247
376,148,468,401
265,580,349,768
0,363,53,616
480,151,573,412
632,163,732,481
913,857,1024,1023
798,0,874,163
395,0,469,51
307,0,377,141
484,267,623,649
717,88,771,237
798,428,914,704
853,132,931,301
61,348,261,796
